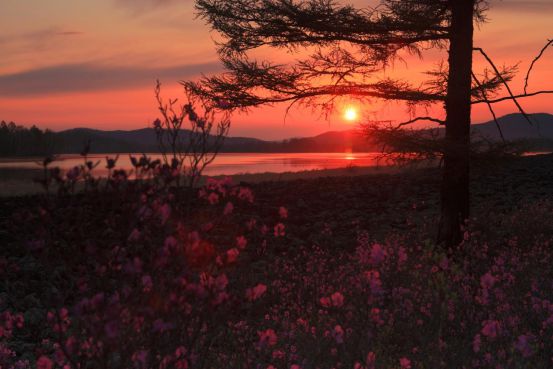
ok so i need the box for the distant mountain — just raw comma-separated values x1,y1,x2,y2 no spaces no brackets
52,127,375,154
55,128,273,154
8,112,552,156
473,113,553,141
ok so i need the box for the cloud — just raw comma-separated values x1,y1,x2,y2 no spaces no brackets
489,0,553,13
0,62,221,97
114,0,188,10
0,27,84,47
54,31,85,36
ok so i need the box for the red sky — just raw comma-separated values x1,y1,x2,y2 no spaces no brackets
0,0,552,140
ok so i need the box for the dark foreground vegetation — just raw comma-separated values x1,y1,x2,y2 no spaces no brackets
1,154,553,369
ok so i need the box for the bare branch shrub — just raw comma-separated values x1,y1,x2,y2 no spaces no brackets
153,80,231,188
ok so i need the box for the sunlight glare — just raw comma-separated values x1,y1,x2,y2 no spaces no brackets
343,107,359,122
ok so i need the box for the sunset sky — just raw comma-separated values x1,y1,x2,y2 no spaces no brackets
0,0,552,140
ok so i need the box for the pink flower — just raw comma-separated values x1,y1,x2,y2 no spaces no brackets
333,324,344,344
515,334,532,357
320,297,331,307
236,236,248,250
274,223,286,237
226,248,239,263
128,228,141,242
224,202,234,215
159,203,171,224
258,329,278,347
290,365,301,369
370,243,385,264
246,283,267,301
142,275,153,292
207,192,219,205
238,187,254,203
481,320,500,338
480,272,496,289
331,292,344,307
399,357,411,369
473,334,481,353
365,270,383,295
132,350,148,368
366,352,376,369
398,247,408,264
215,274,229,291
279,206,288,219
36,356,53,369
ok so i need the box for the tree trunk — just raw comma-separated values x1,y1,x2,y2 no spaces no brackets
438,0,475,247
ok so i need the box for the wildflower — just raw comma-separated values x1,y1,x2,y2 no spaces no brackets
399,357,411,369
398,247,408,264
279,206,288,219
320,297,331,307
207,192,219,205
473,334,481,353
366,352,376,369
185,240,216,268
132,350,148,369
227,248,239,263
236,236,247,249
36,356,53,369
159,203,171,225
290,365,301,369
142,275,153,293
128,228,141,242
274,223,286,237
365,270,383,295
480,272,496,290
333,324,344,344
224,202,234,215
481,320,500,338
258,329,278,347
515,334,532,357
238,187,254,203
215,274,229,291
331,292,345,307
370,243,385,265
246,284,267,301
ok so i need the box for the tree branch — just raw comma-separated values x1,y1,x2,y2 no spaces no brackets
524,39,553,94
471,72,505,142
395,116,445,128
472,90,553,105
473,47,534,126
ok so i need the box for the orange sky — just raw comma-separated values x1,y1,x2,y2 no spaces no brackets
0,0,552,140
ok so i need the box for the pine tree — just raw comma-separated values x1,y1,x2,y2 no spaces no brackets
185,0,552,246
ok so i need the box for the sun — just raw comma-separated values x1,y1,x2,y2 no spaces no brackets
343,107,359,122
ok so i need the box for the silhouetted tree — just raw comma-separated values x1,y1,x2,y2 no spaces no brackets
0,121,59,157
185,0,553,247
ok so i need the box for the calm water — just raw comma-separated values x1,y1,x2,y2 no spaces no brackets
0,153,391,177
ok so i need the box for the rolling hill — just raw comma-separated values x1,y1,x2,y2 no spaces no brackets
36,112,553,154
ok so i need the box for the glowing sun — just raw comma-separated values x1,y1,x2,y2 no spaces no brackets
343,107,359,122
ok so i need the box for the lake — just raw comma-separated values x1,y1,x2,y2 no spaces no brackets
0,152,393,177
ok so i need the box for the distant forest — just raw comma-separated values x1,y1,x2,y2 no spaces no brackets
0,121,60,157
